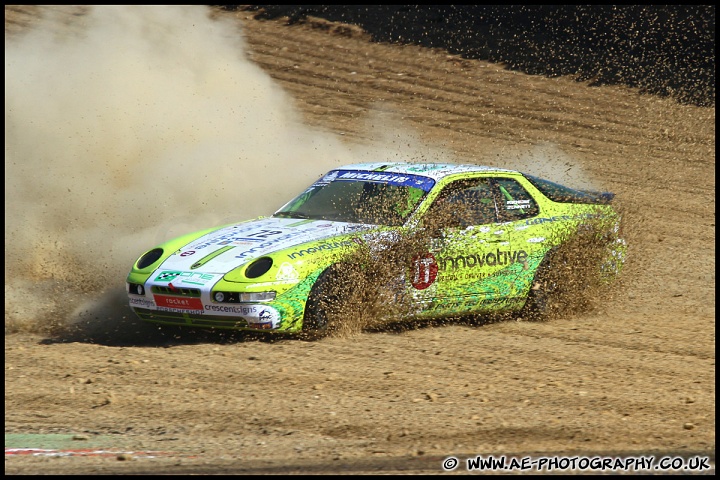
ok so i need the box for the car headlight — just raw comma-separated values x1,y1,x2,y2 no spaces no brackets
212,291,276,303
240,291,276,302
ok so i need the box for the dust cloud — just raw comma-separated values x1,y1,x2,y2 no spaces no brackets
2,6,455,333
3,5,349,332
4,5,607,335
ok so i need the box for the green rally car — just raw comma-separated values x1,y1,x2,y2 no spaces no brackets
126,162,626,333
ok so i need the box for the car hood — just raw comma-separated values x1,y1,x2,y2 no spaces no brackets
156,216,373,274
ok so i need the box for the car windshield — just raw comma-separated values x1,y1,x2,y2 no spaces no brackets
274,169,435,226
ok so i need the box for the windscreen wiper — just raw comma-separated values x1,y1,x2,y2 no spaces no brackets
274,211,311,219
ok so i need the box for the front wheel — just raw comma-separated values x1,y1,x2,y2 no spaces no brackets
303,264,362,336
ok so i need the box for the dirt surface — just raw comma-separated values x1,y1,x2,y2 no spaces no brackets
4,6,715,474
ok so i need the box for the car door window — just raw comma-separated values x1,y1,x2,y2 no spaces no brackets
425,178,499,229
493,178,539,221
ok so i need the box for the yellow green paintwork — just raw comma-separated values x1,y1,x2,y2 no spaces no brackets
126,166,625,333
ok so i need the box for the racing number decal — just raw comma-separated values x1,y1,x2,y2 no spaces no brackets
412,253,438,290
243,230,283,239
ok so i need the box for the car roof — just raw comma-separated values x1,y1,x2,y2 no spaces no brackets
334,162,520,181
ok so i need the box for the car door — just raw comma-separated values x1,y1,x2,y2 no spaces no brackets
409,176,517,316
490,175,545,302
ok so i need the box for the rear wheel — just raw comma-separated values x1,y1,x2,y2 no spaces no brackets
520,250,559,321
521,228,616,321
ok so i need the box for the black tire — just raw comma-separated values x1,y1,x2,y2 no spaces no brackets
303,268,336,332
303,264,360,334
520,250,559,321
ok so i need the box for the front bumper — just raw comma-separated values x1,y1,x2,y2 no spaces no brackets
131,306,280,330
126,270,322,333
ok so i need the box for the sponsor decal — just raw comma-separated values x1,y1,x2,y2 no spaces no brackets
129,297,156,308
438,271,487,283
332,170,435,191
204,304,258,315
191,226,286,250
236,229,283,241
320,171,339,183
287,239,358,260
154,271,218,286
276,262,299,281
157,307,204,315
525,215,572,226
156,271,181,282
412,253,439,290
180,250,196,257
339,172,410,183
255,307,281,328
342,225,368,233
234,230,309,259
438,248,528,270
199,304,281,328
524,212,608,226
155,295,204,310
